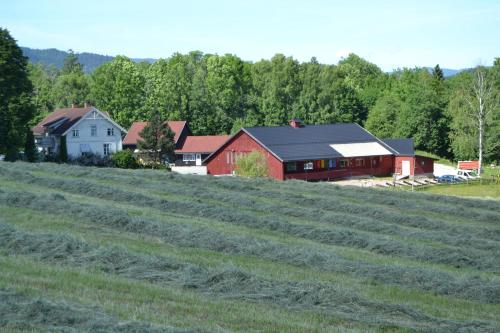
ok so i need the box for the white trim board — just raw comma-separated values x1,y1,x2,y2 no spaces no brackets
329,142,392,157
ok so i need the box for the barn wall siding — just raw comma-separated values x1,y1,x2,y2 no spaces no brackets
395,156,434,176
206,131,284,180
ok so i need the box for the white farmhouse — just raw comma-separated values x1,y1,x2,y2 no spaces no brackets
32,104,127,158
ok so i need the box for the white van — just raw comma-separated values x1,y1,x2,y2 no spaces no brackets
456,169,480,180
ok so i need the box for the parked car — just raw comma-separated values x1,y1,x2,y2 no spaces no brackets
436,175,462,183
456,169,480,180
0,154,4,161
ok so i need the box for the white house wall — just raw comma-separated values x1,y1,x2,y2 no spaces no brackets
66,112,123,158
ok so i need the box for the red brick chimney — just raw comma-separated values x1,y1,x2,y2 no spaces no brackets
289,118,302,128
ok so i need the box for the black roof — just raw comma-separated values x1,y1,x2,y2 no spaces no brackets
381,138,414,156
243,123,386,161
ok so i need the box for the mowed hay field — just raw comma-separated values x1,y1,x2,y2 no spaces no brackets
1,162,500,333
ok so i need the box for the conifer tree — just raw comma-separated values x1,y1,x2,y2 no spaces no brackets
138,111,175,166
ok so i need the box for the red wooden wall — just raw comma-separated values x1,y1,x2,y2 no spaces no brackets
284,156,394,181
206,131,285,180
394,156,434,175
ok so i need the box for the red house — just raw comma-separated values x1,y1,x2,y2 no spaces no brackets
204,120,434,181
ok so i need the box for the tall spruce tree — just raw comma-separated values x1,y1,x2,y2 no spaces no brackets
0,28,35,161
138,111,175,167
24,127,37,162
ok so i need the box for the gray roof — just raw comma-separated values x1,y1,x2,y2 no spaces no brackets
243,123,387,161
381,138,414,156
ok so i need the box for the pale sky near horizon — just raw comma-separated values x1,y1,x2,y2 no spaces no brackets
1,0,499,71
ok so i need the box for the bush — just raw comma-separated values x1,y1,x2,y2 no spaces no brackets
111,150,139,169
69,152,113,167
234,150,268,177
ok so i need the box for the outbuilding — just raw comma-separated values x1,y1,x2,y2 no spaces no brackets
204,119,434,181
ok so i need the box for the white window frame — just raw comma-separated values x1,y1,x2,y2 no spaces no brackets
90,125,97,137
304,162,313,170
339,159,348,168
103,143,110,156
107,128,114,136
72,129,79,137
183,153,196,162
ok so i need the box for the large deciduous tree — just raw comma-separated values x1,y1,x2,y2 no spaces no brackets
0,28,35,161
90,56,145,128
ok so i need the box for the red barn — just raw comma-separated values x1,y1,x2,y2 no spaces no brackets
205,120,434,181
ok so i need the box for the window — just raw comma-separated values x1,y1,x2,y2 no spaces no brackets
72,129,79,137
107,128,114,136
420,160,425,166
103,143,110,156
355,158,365,167
339,159,348,168
372,158,378,166
304,162,313,170
90,125,97,137
183,153,196,162
285,162,297,172
328,159,336,169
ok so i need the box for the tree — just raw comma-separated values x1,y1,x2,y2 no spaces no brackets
59,135,68,162
28,63,57,124
24,127,37,162
234,150,268,178
52,52,89,108
0,28,35,161
137,111,175,166
61,49,83,74
90,56,145,128
365,92,401,138
463,67,499,174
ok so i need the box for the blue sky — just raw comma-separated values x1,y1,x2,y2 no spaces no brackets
1,0,499,71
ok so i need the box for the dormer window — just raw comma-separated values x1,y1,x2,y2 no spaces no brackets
72,129,79,137
90,125,97,137
107,128,114,136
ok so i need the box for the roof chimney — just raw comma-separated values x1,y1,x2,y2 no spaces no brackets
84,102,91,108
289,118,302,128
71,103,76,108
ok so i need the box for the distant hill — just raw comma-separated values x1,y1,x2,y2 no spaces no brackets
21,47,156,73
423,67,471,77
21,46,470,76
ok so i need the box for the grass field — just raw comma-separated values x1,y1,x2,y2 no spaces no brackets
1,162,499,332
417,182,500,199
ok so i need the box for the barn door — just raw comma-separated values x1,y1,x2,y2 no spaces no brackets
402,160,410,176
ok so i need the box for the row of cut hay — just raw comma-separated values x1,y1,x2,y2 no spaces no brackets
0,288,200,333
2,188,499,305
20,162,500,216
16,161,500,217
17,162,499,245
286,180,500,223
1,222,497,333
109,174,499,251
2,168,497,274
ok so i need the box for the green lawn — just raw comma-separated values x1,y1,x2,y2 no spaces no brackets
417,182,500,199
0,162,499,332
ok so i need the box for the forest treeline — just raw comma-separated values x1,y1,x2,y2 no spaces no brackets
28,50,500,163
